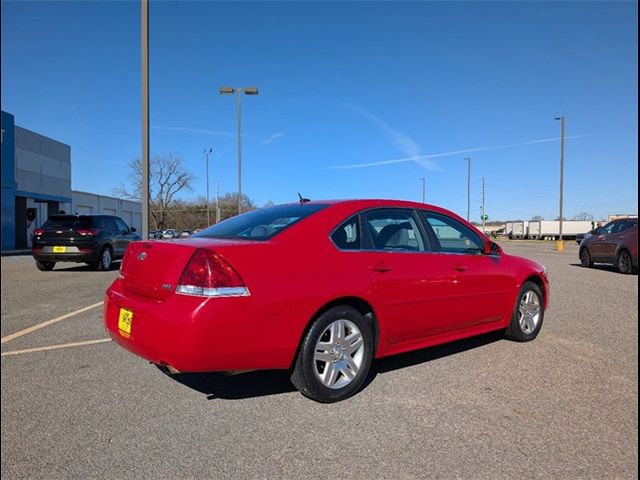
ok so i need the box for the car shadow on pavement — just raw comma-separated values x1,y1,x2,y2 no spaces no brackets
568,263,635,274
159,331,505,401
364,330,504,387
157,367,296,400
50,261,121,272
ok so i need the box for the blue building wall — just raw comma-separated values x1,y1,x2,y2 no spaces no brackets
1,110,16,250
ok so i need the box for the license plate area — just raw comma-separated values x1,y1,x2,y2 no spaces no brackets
118,308,133,338
53,246,67,253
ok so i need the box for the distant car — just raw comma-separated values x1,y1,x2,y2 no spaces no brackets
32,214,139,271
579,218,638,274
162,229,178,239
149,230,163,239
104,199,549,403
179,230,193,238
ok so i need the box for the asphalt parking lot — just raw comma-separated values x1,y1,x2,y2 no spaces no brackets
1,242,637,479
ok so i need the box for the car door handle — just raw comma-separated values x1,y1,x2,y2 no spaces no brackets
370,262,392,273
618,236,624,240
453,263,468,272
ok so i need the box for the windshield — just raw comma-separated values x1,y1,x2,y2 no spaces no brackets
194,204,329,240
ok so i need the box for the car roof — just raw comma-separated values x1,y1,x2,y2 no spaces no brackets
279,199,455,214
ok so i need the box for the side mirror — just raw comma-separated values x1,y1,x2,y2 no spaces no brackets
130,227,137,232
484,241,501,255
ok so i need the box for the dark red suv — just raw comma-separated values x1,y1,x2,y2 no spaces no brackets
579,218,637,274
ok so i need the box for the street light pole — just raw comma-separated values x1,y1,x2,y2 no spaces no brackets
420,177,426,203
465,157,471,221
204,148,212,226
219,86,259,215
555,115,566,251
141,0,149,239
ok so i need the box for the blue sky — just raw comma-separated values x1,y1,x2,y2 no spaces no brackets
2,1,637,221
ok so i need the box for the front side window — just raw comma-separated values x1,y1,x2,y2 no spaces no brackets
115,218,129,233
331,216,360,250
422,212,483,254
363,209,426,252
195,203,329,240
600,222,616,235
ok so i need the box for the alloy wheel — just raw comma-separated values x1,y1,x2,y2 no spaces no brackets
518,290,541,334
618,251,631,274
313,319,365,390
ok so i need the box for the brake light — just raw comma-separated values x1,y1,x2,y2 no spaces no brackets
176,249,249,297
75,228,99,236
33,228,45,236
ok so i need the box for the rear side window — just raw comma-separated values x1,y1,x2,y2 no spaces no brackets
195,204,329,240
363,209,426,252
331,216,360,250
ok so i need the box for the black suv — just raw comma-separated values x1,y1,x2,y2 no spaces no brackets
32,214,140,271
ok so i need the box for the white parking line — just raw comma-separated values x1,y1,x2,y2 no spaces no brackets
0,301,104,344
1,338,112,357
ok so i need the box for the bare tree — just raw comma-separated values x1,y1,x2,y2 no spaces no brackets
114,153,194,230
573,212,594,221
531,215,544,221
217,193,257,221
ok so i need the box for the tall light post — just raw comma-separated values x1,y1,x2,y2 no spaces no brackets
219,86,259,215
464,157,471,221
141,0,149,239
555,115,566,251
203,148,212,226
420,177,426,203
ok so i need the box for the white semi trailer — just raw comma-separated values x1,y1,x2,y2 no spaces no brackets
528,220,593,240
510,221,529,239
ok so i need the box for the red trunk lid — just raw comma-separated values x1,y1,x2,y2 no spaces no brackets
120,241,198,300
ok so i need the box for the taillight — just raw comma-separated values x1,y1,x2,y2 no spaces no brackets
75,228,98,236
33,228,45,236
176,249,249,297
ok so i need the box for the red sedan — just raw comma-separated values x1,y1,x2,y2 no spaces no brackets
104,199,549,402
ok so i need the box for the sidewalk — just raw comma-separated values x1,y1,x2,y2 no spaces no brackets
1,249,31,256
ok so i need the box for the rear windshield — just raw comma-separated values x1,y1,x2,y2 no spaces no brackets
194,204,329,240
43,215,93,229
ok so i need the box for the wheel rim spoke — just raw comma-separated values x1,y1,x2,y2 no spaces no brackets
518,290,541,334
313,318,366,390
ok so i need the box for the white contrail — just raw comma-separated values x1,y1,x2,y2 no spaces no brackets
152,125,233,136
329,134,594,170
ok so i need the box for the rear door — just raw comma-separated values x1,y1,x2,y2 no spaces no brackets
362,208,462,343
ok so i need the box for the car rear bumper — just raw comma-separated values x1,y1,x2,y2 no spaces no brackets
104,279,294,372
33,248,99,263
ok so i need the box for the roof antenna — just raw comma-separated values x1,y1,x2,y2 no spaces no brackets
298,193,310,204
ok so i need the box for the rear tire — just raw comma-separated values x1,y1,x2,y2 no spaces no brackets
505,281,544,342
93,246,113,271
35,260,55,271
617,249,635,274
290,306,373,403
580,247,593,268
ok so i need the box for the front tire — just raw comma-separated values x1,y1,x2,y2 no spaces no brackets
290,306,373,403
35,260,55,271
580,247,593,268
505,281,544,342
